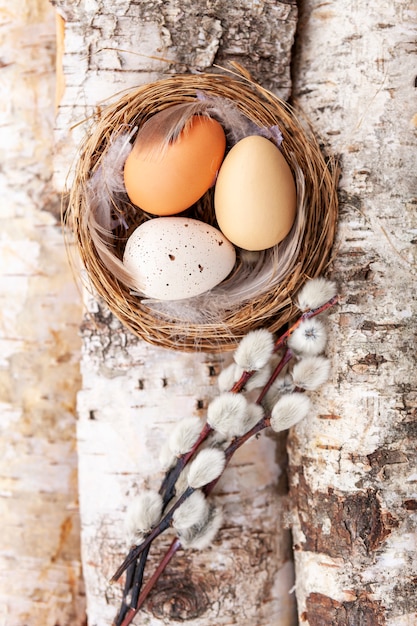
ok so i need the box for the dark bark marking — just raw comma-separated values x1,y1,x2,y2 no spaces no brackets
289,472,399,558
367,448,409,470
305,591,386,626
147,574,211,620
356,353,388,368
360,320,404,332
207,365,218,377
316,413,343,420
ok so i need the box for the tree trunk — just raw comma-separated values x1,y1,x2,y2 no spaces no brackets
0,1,86,624
54,1,299,625
288,1,417,624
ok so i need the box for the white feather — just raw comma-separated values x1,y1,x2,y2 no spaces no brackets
141,160,307,325
270,393,311,432
85,132,139,288
124,491,163,546
198,91,283,148
187,448,226,489
85,97,307,329
288,318,327,356
291,356,331,391
131,102,213,158
234,329,274,371
207,392,249,438
168,417,203,456
172,490,209,532
296,277,338,312
180,504,223,550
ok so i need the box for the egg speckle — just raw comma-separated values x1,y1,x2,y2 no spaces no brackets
123,217,236,300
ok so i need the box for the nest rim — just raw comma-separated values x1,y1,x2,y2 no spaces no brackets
67,71,339,353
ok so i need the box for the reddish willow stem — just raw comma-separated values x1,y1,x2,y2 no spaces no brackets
118,415,273,626
157,297,337,510
159,422,212,504
118,538,182,626
273,295,338,351
113,294,339,617
230,368,255,393
203,414,271,496
111,486,193,583
256,348,293,405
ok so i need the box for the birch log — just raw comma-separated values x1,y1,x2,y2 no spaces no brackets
54,1,299,624
0,1,85,625
288,2,417,624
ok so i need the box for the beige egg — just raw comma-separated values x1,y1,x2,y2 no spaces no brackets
214,135,297,251
123,217,236,300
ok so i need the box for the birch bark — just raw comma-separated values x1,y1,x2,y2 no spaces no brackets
0,1,85,624
54,1,299,625
288,2,417,624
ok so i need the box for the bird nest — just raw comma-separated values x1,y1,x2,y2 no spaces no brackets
66,71,338,352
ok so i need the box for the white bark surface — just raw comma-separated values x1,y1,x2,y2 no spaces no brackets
54,0,297,190
53,0,417,624
54,1,299,625
0,1,85,624
288,1,417,624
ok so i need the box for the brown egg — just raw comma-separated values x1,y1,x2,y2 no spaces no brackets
214,135,297,251
124,114,226,215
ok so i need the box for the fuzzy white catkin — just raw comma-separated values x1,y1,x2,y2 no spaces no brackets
187,448,226,489
207,392,249,438
217,363,244,392
234,329,275,371
180,504,223,550
175,466,190,495
242,403,264,433
245,364,272,392
288,318,327,356
159,440,176,471
264,375,295,411
172,490,209,531
270,393,311,432
216,362,271,417
291,356,331,391
125,490,163,545
168,416,203,456
296,277,337,311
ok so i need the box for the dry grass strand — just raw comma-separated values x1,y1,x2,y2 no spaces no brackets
66,71,338,352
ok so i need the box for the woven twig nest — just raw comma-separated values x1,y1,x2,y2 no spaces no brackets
67,71,338,352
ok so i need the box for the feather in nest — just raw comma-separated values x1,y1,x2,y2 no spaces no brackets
84,94,303,322
85,130,139,288
142,159,306,324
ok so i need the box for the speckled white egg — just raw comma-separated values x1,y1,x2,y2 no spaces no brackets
123,217,236,300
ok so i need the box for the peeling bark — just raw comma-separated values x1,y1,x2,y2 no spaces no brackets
289,2,417,625
54,1,299,624
53,0,297,189
0,1,85,624
75,298,297,625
